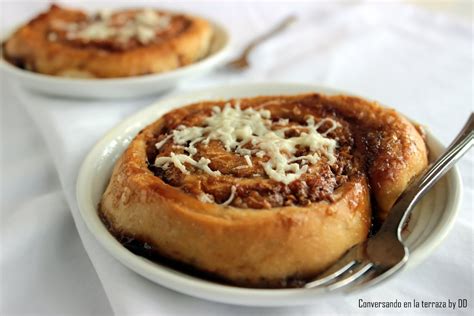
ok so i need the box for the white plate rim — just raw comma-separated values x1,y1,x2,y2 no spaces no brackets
76,82,463,306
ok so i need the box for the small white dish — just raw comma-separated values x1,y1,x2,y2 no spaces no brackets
0,21,230,99
76,83,462,306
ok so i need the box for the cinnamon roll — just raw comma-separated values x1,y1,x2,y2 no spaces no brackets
3,5,213,78
100,93,428,287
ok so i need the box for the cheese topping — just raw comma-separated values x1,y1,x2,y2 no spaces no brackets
56,9,171,44
198,192,215,203
154,103,339,184
221,186,237,206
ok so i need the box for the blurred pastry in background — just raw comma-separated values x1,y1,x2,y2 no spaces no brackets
2,4,213,78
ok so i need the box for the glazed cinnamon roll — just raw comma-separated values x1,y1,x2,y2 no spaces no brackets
100,93,428,287
3,5,213,78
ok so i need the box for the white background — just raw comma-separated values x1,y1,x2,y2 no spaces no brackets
1,0,473,315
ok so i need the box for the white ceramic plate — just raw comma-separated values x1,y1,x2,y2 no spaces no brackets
76,83,462,306
0,21,230,99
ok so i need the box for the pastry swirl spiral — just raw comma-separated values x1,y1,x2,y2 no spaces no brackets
100,93,427,287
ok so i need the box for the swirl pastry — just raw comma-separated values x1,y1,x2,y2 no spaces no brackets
100,93,428,287
3,5,213,78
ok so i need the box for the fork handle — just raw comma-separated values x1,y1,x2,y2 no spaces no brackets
381,113,474,237
240,15,297,57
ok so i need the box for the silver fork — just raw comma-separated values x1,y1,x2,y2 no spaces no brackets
305,113,474,291
226,15,297,70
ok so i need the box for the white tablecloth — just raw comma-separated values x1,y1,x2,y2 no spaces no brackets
1,1,473,315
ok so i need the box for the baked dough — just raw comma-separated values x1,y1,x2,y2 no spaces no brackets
100,93,428,287
3,5,213,78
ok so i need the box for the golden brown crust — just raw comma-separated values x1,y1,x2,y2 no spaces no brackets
3,5,213,78
99,93,427,287
323,95,428,220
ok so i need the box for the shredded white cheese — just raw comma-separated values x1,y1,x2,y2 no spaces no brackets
63,8,171,44
277,118,290,125
155,134,172,150
155,153,221,176
220,186,237,206
198,192,215,203
154,103,339,184
244,155,253,167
